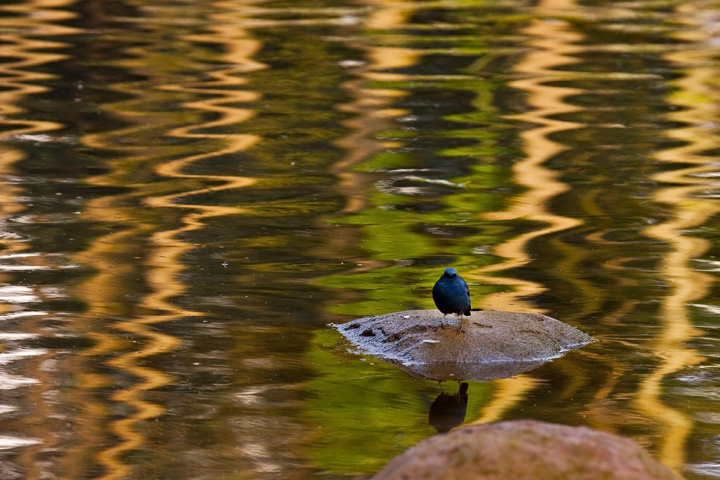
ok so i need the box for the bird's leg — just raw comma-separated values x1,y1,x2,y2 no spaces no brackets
456,314,465,332
440,314,446,329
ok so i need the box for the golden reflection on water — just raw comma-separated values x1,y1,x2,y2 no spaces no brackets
329,1,417,275
480,14,583,313
0,0,72,261
468,376,539,426
70,10,262,480
465,1,589,426
472,2,711,474
4,0,720,478
633,2,720,471
0,1,78,478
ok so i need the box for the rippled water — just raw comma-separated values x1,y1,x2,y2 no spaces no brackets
2,0,720,478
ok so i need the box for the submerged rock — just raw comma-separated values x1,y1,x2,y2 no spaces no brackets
372,420,681,480
333,309,593,382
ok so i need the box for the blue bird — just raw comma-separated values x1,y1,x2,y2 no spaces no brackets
432,267,471,331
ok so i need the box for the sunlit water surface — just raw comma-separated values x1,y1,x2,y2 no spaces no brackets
1,0,720,478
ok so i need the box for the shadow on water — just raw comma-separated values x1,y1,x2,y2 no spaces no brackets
0,0,719,479
428,382,468,433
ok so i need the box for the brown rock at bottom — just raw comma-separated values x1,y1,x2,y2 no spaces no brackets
373,420,682,480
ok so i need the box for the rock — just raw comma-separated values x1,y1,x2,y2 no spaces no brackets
373,420,682,480
333,309,593,382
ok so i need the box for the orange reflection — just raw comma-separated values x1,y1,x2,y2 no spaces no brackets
468,376,539,426
0,0,72,258
479,12,583,312
0,1,79,479
327,2,420,274
634,3,720,471
460,0,588,427
71,12,261,480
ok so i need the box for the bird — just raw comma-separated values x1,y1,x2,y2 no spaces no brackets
432,267,471,331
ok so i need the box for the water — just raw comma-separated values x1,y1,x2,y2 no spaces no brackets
1,0,720,478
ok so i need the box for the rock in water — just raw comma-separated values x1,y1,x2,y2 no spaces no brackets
333,309,594,382
432,268,471,330
373,420,682,480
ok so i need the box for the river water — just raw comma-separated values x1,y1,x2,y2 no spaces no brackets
1,0,720,478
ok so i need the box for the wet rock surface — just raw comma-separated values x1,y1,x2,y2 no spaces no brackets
334,309,593,382
373,420,682,480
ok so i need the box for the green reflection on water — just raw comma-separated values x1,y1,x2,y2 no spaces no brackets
307,329,495,474
1,0,720,479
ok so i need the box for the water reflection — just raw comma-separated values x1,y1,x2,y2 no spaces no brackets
638,3,720,473
1,0,720,479
0,2,82,479
480,15,584,312
73,6,273,479
429,382,469,433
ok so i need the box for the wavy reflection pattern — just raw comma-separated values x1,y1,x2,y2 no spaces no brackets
330,2,420,276
330,0,553,430
0,1,78,479
450,0,589,426
496,2,706,473
6,1,720,478
71,9,261,480
503,1,716,473
635,3,720,473
481,13,583,312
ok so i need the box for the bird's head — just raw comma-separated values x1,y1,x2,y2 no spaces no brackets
444,267,457,277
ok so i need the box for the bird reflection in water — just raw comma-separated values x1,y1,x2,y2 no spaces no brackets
428,382,469,433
